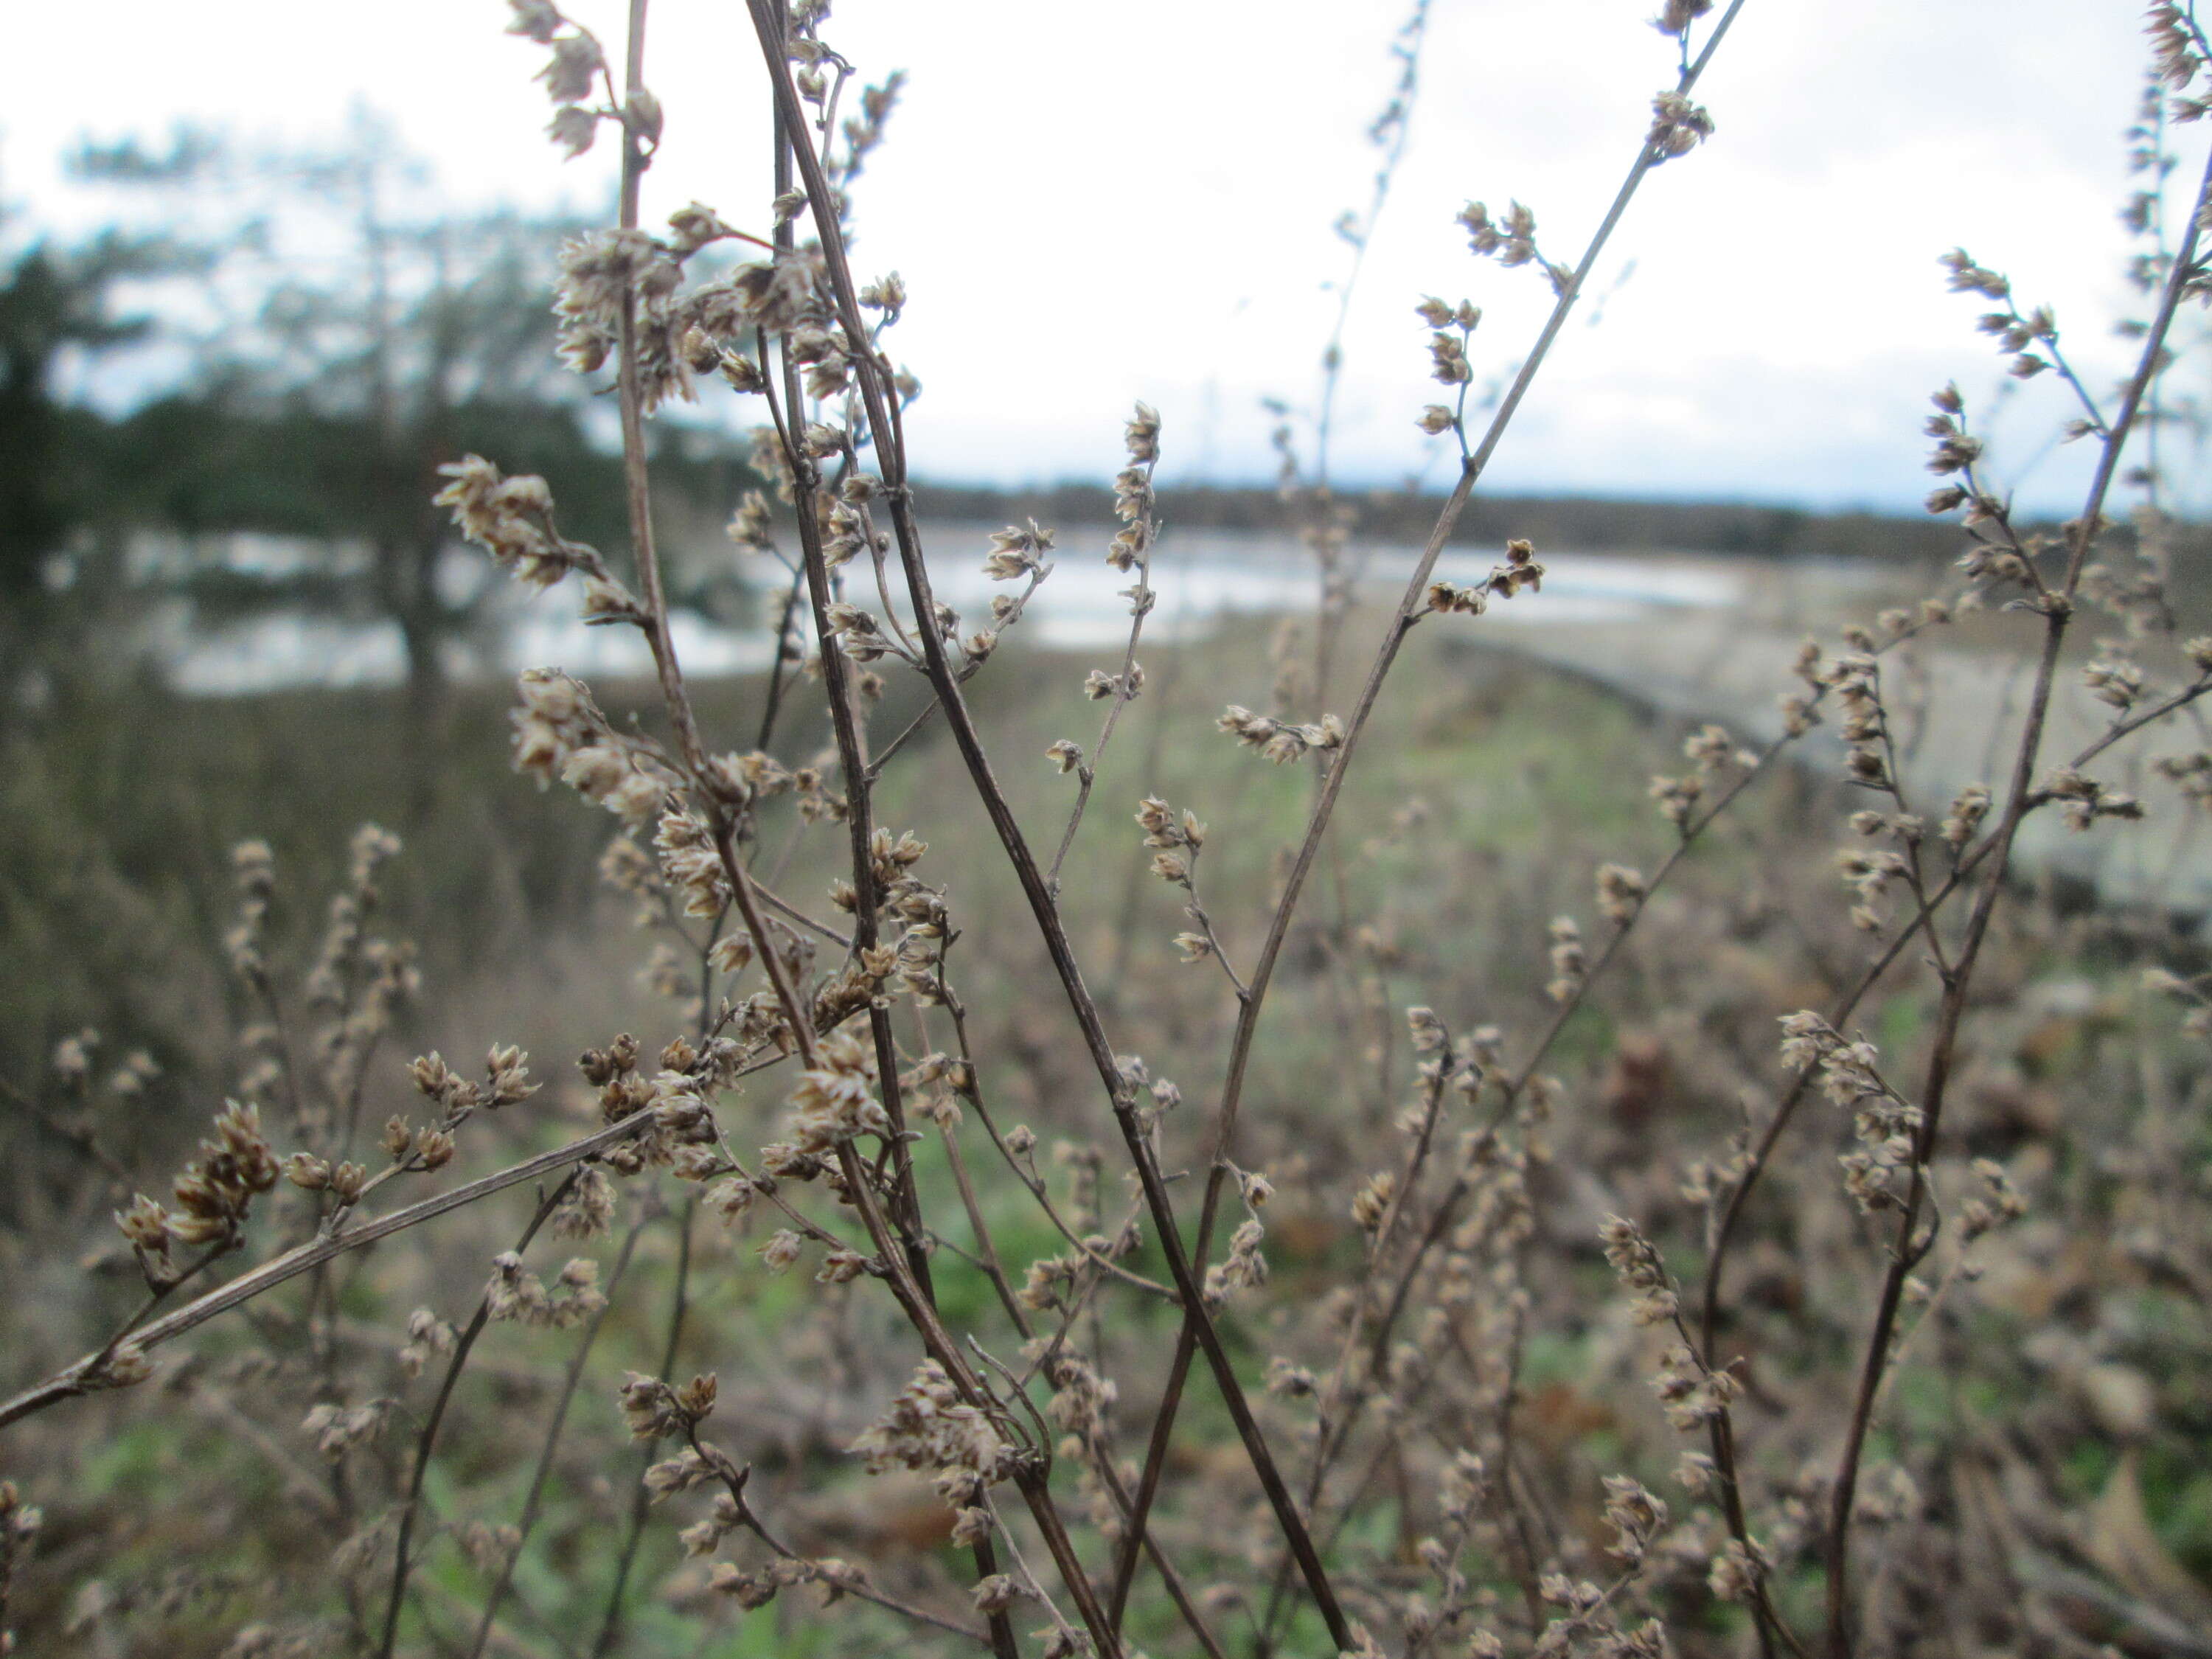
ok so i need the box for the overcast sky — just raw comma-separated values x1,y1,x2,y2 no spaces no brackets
1,1,2192,513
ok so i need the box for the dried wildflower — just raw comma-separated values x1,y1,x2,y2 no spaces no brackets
553,1166,616,1240
2148,3,2205,90
759,1229,805,1273
1427,579,1488,615
302,1400,389,1462
972,1575,1020,1615
785,1029,891,1153
1834,846,1908,932
436,456,600,590
1599,1214,1679,1326
1406,1006,1450,1056
2084,647,2146,712
1429,330,1472,385
1351,1172,1397,1233
1217,705,1344,765
397,1309,456,1377
1082,661,1145,701
1707,1538,1766,1604
1651,1343,1736,1430
851,1360,1017,1484
486,1252,605,1329
1960,1158,2028,1240
981,521,1054,582
1134,796,1208,891
1601,1475,1669,1563
1123,400,1161,465
1923,409,1985,476
1459,199,1548,279
1647,91,1714,159
116,1099,281,1272
1675,1450,1718,1496
1203,1217,1270,1306
1941,782,1990,849
2040,765,2144,830
619,1371,714,1442
1595,863,1646,924
1546,916,1586,1004
1265,1357,1318,1398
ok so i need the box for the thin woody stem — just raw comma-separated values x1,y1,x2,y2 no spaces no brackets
1821,126,2212,1659
740,3,1358,1645
1,1112,656,1433
465,1211,648,1659
1253,709,1787,1652
1113,3,1751,1623
590,1195,696,1656
376,1171,583,1659
1047,452,1160,897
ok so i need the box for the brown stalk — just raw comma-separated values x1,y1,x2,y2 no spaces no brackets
1251,711,1788,1652
1045,448,1160,897
1113,1,1751,1624
692,1432,996,1646
464,1212,649,1659
0,1107,658,1433
737,0,1360,1644
754,21,935,1304
595,6,1105,1644
376,1170,585,1659
1820,131,2212,1659
591,1194,696,1656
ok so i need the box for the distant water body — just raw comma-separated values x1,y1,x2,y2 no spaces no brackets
161,522,1826,698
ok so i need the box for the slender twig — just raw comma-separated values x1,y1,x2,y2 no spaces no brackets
0,1110,656,1433
591,1196,695,1657
1046,442,1161,897
377,1171,583,1659
691,1430,994,1646
740,9,1361,1645
465,1211,649,1659
1113,9,1753,1621
1822,128,2212,1659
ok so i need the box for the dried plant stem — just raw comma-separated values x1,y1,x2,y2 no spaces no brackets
378,1170,583,1659
1821,132,2212,1659
1251,723,1783,1651
1046,457,1159,897
693,1432,995,1646
762,333,934,1293
591,1196,695,1657
740,2,1357,1643
742,59,1021,1652
932,976,1178,1301
0,1110,656,1433
690,658,1119,1652
1113,4,1750,1622
754,560,809,751
1696,659,2211,1377
465,1212,648,1659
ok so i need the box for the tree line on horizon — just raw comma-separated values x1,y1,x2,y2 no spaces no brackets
5,116,2122,742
